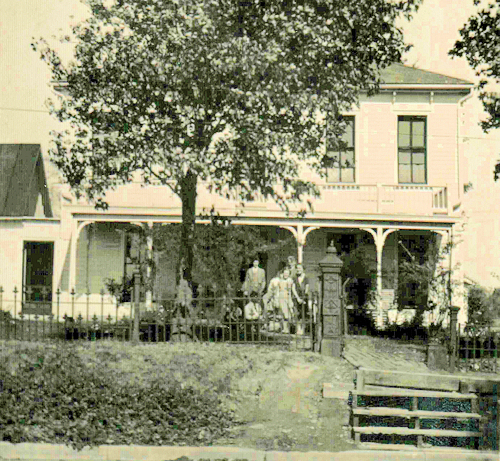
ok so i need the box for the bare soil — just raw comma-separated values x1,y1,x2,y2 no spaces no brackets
1,341,357,452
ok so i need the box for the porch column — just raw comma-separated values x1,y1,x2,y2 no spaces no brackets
145,222,153,309
69,219,93,294
361,227,383,295
376,228,383,295
296,224,304,264
431,229,460,327
374,228,385,329
361,227,397,327
302,226,319,266
69,219,77,293
280,225,300,262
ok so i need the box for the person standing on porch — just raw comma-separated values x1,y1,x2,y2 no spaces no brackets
243,259,266,298
287,256,297,280
292,264,310,335
276,268,294,333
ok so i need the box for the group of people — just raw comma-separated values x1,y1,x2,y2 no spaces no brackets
242,256,314,334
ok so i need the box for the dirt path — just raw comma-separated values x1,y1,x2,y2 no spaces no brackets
218,355,357,452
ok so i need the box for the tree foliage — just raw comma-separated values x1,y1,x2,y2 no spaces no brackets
450,2,500,135
105,221,295,300
467,284,500,329
33,0,421,282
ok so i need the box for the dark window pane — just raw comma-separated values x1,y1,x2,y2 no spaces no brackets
327,116,355,183
398,117,426,184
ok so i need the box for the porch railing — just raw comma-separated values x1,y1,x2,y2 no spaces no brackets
0,287,319,351
92,182,451,217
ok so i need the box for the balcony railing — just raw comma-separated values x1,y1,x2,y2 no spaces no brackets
313,184,449,216
73,182,451,218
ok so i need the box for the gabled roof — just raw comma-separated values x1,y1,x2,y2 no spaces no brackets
380,63,472,86
0,144,53,217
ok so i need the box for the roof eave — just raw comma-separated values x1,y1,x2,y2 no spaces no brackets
378,84,473,91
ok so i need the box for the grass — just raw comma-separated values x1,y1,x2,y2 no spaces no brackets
0,340,356,452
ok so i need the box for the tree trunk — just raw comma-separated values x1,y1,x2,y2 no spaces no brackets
179,171,198,287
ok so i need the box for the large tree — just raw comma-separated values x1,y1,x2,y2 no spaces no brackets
450,1,500,179
33,0,421,286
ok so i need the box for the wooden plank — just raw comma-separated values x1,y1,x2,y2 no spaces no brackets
360,442,478,452
353,388,360,443
351,388,477,399
353,426,482,437
353,407,483,419
356,369,365,391
323,382,354,399
470,391,481,450
413,396,423,448
360,368,460,392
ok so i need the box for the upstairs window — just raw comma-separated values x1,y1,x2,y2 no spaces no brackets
398,116,427,184
326,116,355,183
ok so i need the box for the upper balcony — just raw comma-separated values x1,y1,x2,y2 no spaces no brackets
67,181,454,222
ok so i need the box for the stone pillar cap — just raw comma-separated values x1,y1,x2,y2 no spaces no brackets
319,242,343,268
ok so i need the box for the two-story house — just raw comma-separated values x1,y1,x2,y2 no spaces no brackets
0,64,473,325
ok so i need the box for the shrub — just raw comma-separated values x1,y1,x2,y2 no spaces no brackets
0,345,235,450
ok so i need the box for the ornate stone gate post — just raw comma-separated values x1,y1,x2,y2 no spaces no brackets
319,242,344,357
449,305,460,372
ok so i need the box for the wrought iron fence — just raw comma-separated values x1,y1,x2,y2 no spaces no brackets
0,287,319,350
458,324,500,373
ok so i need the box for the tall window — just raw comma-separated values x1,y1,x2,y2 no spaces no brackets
398,116,426,184
327,116,355,183
22,242,53,315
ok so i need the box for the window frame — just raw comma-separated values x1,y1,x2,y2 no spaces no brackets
22,241,54,315
326,116,355,183
397,115,427,184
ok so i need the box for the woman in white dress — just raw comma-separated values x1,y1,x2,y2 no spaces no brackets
265,268,294,333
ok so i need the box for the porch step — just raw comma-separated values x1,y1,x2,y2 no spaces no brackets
353,426,482,438
352,386,478,399
353,407,483,420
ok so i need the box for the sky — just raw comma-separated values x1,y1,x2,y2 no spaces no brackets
1,0,500,285
0,0,485,115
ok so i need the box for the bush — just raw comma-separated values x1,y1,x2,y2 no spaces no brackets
0,345,235,450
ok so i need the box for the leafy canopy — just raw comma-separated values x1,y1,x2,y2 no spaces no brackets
33,0,421,210
450,1,500,135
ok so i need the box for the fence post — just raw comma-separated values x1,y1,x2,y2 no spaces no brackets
449,305,460,372
496,383,500,451
132,271,141,344
318,242,343,357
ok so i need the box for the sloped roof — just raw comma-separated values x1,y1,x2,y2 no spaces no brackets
0,144,53,217
380,63,472,85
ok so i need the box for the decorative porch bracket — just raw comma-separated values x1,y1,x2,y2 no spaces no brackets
319,242,343,357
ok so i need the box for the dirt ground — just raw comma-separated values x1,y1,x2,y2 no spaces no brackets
1,341,357,452
216,352,357,452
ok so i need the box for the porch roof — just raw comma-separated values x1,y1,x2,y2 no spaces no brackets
380,63,472,86
0,144,53,217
